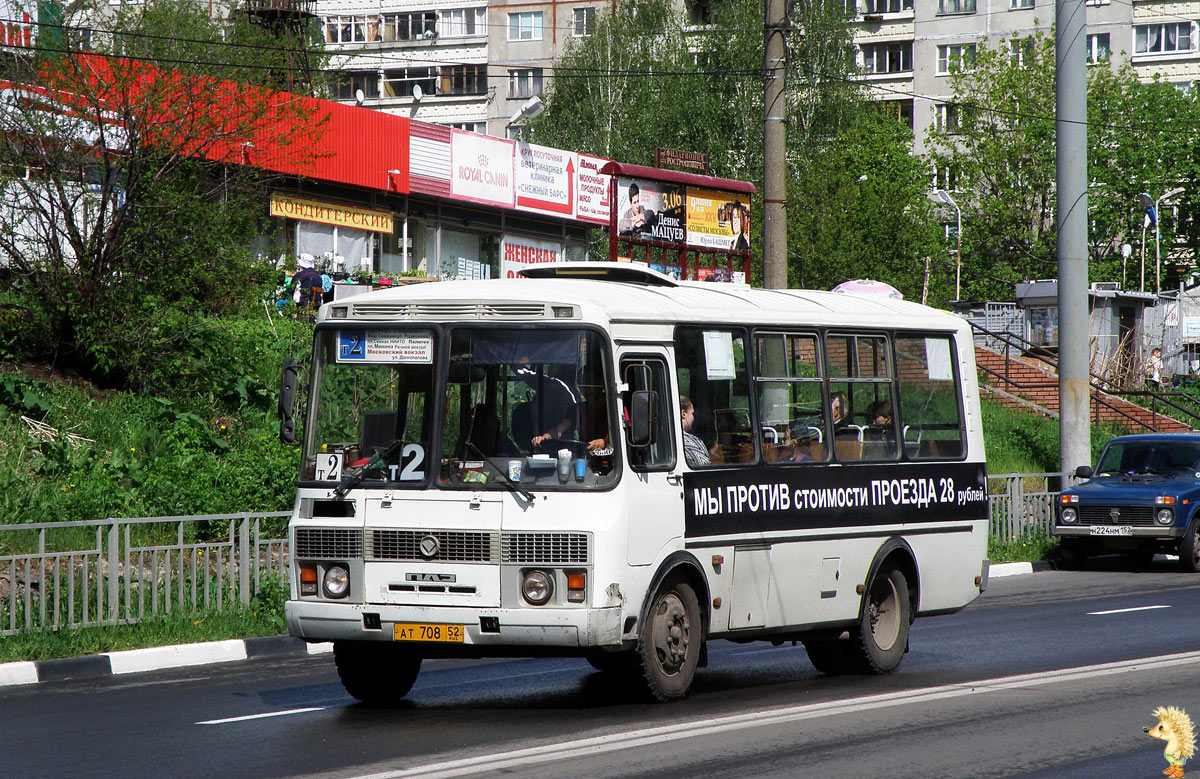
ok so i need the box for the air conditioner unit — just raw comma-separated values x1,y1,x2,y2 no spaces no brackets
1091,281,1120,291
863,13,884,21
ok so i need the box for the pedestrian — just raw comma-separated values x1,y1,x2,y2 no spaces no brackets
1147,347,1164,390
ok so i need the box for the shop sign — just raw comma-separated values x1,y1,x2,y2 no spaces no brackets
270,194,393,233
451,130,514,208
575,154,611,225
1182,317,1200,341
500,235,562,279
515,142,573,217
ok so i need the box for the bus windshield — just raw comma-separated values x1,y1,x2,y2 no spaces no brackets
441,327,617,490
303,328,437,486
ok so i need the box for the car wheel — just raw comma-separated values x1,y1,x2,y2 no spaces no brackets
1179,519,1200,573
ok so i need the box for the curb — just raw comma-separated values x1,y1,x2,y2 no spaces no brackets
1,561,1056,689
0,636,332,688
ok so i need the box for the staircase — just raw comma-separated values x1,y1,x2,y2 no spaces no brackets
973,343,1194,433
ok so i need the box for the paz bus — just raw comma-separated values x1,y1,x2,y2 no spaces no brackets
278,263,989,702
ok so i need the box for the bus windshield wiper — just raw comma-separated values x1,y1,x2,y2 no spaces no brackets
333,439,406,498
463,439,536,503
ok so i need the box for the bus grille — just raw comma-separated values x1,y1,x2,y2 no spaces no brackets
502,533,590,564
368,530,499,562
294,528,362,559
1077,506,1158,527
349,302,548,320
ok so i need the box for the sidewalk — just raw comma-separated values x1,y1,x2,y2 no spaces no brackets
0,560,1049,688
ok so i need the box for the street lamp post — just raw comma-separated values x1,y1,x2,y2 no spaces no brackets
1155,187,1185,295
1139,192,1152,292
929,189,962,301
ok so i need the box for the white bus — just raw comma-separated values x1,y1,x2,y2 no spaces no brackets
279,263,989,702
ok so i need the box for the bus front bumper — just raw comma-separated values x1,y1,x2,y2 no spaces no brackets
286,600,625,649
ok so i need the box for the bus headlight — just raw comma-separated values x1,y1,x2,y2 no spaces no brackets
521,570,554,605
1060,507,1077,524
323,564,350,598
1157,509,1174,526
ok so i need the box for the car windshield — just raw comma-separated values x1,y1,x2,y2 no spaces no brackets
440,327,617,490
1095,440,1200,477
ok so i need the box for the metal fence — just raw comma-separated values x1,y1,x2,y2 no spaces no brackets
988,471,1065,541
0,512,289,637
0,474,1061,637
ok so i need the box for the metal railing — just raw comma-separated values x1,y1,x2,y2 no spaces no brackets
969,321,1199,431
0,512,289,636
988,471,1064,541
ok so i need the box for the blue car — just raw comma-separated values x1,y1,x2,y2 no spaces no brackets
1053,433,1200,571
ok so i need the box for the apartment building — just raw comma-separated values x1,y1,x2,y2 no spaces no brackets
851,0,1200,154
317,0,601,136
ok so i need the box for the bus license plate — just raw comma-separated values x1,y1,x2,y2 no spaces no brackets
1090,525,1132,536
393,623,464,643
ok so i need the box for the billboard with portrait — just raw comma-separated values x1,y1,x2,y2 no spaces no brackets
687,188,751,252
614,177,751,252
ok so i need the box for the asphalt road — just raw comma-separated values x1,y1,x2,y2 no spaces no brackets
7,559,1200,778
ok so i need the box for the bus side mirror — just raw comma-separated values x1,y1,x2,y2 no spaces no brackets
279,357,300,445
629,390,655,447
1074,465,1093,479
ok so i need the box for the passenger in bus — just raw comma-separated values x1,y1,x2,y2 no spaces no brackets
866,399,893,427
830,392,850,431
680,396,710,467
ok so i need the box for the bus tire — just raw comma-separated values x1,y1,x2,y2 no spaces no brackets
333,641,422,705
848,567,910,674
638,580,702,701
1179,518,1200,573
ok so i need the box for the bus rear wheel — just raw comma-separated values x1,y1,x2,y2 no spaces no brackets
802,640,849,676
638,580,702,701
846,567,911,674
333,641,422,705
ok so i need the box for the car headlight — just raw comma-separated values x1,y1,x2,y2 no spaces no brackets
1157,508,1174,526
521,570,553,605
1061,507,1077,524
323,564,350,598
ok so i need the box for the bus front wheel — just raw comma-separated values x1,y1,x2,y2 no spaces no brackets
849,567,911,674
638,580,703,701
333,641,422,705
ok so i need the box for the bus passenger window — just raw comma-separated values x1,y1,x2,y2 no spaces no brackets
826,334,894,462
753,332,826,464
675,327,752,466
895,335,964,460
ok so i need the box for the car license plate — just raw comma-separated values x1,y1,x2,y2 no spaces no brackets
1090,525,1132,536
393,623,464,643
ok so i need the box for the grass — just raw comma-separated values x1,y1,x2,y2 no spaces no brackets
988,532,1060,564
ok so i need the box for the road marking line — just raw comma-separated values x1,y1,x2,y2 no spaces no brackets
1088,605,1171,615
350,649,1200,779
197,707,327,725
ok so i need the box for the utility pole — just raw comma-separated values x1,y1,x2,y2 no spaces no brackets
1056,0,1090,474
762,0,787,289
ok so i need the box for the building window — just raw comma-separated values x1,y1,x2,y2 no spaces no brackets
383,67,437,98
936,43,976,74
864,0,912,12
383,12,437,41
935,103,961,134
937,0,975,13
440,7,486,37
1176,81,1193,95
325,16,381,44
1010,0,1034,9
1009,37,1034,65
933,164,960,191
1087,33,1110,63
860,42,912,74
440,64,488,95
1135,23,1194,55
508,68,544,98
508,11,543,41
573,7,596,36
334,72,380,101
686,0,712,24
449,121,487,134
878,99,914,129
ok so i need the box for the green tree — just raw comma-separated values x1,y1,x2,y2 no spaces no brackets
928,32,1200,300
0,0,326,390
531,0,938,297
